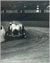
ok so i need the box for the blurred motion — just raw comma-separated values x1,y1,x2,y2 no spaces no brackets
0,25,5,42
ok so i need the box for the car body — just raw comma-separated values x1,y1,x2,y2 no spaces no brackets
5,23,27,40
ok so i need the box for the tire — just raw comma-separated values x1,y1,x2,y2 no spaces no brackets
5,31,9,40
5,31,11,40
24,35,27,39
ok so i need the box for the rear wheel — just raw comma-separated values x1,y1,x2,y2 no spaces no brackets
22,31,27,39
23,35,27,39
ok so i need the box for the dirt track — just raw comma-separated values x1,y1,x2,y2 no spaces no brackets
1,27,49,63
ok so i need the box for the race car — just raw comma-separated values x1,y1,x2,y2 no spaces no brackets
5,22,27,40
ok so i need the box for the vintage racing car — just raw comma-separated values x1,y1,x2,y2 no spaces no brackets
5,23,27,40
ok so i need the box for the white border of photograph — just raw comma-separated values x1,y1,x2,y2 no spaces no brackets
0,0,49,63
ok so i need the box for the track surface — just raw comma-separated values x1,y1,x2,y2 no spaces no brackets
1,27,49,63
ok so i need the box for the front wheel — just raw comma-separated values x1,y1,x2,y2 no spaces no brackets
5,31,12,40
22,32,27,39
5,31,9,40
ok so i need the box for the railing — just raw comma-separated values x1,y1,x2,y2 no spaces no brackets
1,13,49,21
